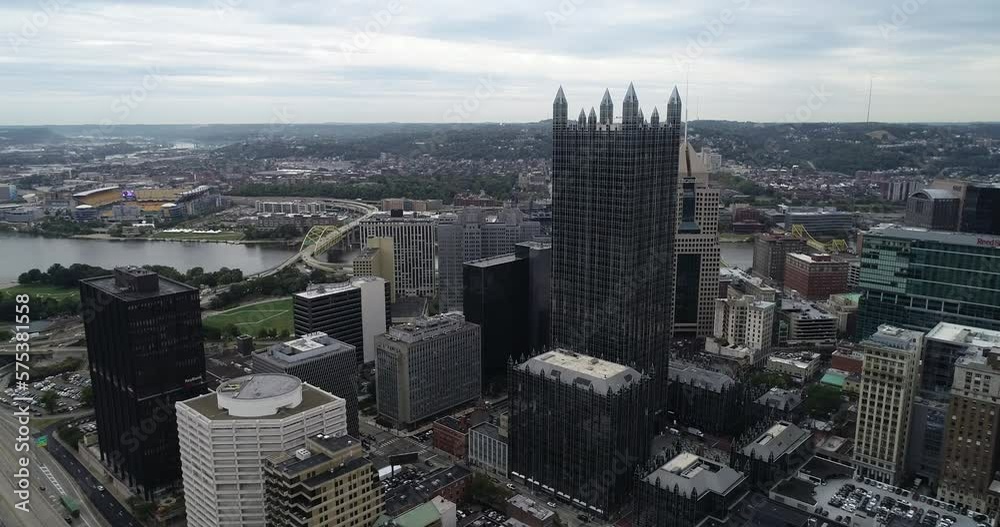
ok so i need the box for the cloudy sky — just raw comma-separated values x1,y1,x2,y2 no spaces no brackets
1,0,998,125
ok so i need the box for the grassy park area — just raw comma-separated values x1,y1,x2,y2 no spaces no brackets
203,298,293,336
2,283,79,301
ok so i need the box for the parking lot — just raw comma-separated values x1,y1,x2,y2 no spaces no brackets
816,478,992,527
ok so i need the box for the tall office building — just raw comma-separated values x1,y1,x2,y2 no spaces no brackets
463,241,552,387
783,253,850,300
253,332,361,436
550,83,681,398
713,294,775,365
374,313,481,428
293,277,390,364
856,225,1000,338
674,142,721,337
79,267,207,498
437,207,541,312
908,322,1000,486
359,212,436,297
263,434,383,527
353,236,396,302
509,349,652,519
177,374,347,527
937,344,1000,515
853,325,923,485
752,234,808,285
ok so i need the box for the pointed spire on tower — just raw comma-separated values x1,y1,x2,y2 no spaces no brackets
553,85,568,128
667,85,682,125
578,108,587,126
650,106,660,126
622,82,639,126
599,88,613,125
588,107,597,129
638,107,645,124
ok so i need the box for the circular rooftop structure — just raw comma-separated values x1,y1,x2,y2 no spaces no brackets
216,374,303,418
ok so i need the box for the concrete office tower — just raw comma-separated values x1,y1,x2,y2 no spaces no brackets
551,84,681,402
713,294,775,365
783,253,850,300
463,241,552,388
856,225,1000,338
853,325,923,485
253,332,361,436
752,234,809,285
176,374,347,527
293,277,390,365
437,207,542,313
79,267,207,499
937,344,1000,515
674,142,721,337
263,435,383,527
776,299,838,346
375,313,481,428
509,349,652,519
905,189,961,231
359,211,436,298
908,323,1000,487
353,236,396,302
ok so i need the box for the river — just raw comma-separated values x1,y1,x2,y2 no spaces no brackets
720,242,754,270
0,233,296,284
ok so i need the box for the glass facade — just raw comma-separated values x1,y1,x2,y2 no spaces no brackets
856,227,1000,338
550,85,681,401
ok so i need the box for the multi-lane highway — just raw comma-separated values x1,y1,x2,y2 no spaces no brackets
0,412,107,527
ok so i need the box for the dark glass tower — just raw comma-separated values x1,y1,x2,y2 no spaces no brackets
550,83,681,399
79,268,207,499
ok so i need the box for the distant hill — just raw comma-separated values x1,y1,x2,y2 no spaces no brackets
0,127,64,146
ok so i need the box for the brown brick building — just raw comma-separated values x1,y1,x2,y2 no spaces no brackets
784,253,849,300
433,416,469,459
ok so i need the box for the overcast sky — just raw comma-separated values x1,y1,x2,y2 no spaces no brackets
1,0,998,125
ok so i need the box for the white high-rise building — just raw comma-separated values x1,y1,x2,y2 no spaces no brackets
713,294,775,365
176,374,347,527
674,142,721,337
854,325,923,485
360,212,437,298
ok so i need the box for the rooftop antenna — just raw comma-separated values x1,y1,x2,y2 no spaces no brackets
684,67,691,146
865,77,873,126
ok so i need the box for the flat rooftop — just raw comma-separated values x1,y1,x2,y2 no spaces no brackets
519,349,642,393
926,322,1000,348
182,379,336,421
780,300,836,321
465,253,519,268
508,495,555,521
669,362,735,392
645,452,746,498
218,374,300,400
80,272,195,300
258,332,354,365
866,223,1000,249
863,325,923,353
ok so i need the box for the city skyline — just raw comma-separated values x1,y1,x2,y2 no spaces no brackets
2,0,999,125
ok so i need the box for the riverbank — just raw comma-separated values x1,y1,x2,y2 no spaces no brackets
70,232,297,246
0,232,296,284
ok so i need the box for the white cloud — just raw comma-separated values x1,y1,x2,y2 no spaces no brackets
0,0,997,124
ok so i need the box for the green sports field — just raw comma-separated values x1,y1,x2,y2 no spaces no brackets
2,283,79,301
203,298,293,335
